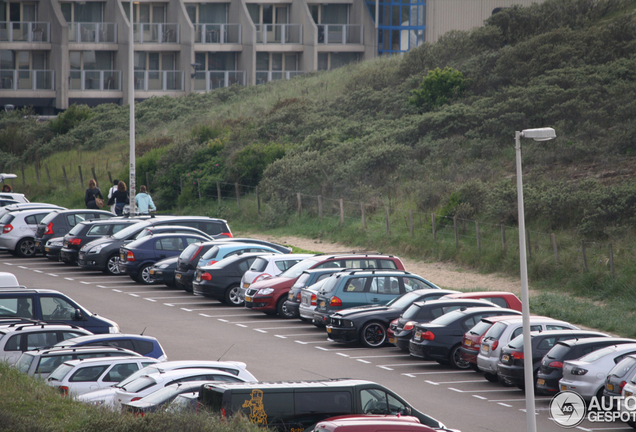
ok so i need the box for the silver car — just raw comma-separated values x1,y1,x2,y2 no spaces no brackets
239,253,314,300
0,208,57,257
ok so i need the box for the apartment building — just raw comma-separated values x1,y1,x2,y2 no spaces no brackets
0,0,542,112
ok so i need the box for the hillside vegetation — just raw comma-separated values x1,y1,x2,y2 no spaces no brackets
2,0,636,333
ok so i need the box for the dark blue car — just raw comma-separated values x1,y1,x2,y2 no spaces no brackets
54,334,167,360
118,233,209,284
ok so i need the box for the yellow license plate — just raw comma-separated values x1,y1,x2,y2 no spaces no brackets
149,269,155,275
415,331,422,338
482,345,489,352
64,242,69,247
245,296,252,302
465,340,472,346
389,337,396,344
175,273,181,279
626,391,633,397
120,254,125,260
45,247,49,252
502,354,510,362
606,384,613,391
537,379,545,386
327,327,331,333
319,301,325,307
243,283,249,288
561,385,567,392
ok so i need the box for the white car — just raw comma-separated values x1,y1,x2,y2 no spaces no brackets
0,272,19,287
239,253,315,300
46,355,160,396
560,343,636,401
0,208,57,257
477,316,579,382
619,375,636,426
0,323,92,365
79,367,248,408
299,277,338,323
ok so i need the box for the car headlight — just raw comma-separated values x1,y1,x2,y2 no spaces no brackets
89,244,107,254
258,288,275,295
108,325,120,334
158,262,170,269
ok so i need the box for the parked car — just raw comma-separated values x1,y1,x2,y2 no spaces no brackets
59,219,139,265
409,307,521,369
15,345,142,378
0,272,19,287
459,315,523,371
0,288,120,334
46,355,160,396
603,354,636,401
78,217,226,275
0,323,92,364
299,277,342,326
148,256,179,287
0,191,28,203
34,209,115,255
310,415,436,432
498,330,608,389
197,379,447,431
438,291,523,311
54,333,167,361
536,337,636,395
560,343,636,401
117,360,259,383
122,380,215,414
241,253,315,292
179,243,283,292
477,316,580,383
327,294,491,348
244,255,406,319
286,268,345,320
0,203,64,220
0,208,56,257
118,232,210,284
193,252,271,306
0,199,19,207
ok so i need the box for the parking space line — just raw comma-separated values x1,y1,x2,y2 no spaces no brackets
429,379,487,384
129,294,139,297
33,270,43,273
138,296,193,299
401,370,474,376
296,340,326,344
18,266,29,269
222,320,294,324
349,354,411,359
46,273,58,277
236,324,248,328
313,346,387,352
473,395,488,400
145,298,157,302
275,335,287,339
2,262,13,265
498,403,512,407
377,363,429,368
357,359,371,364
183,307,238,311
80,281,91,284
488,398,552,402
64,277,74,280
274,333,319,337
255,326,309,330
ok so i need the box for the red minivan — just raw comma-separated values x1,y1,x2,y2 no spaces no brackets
311,415,436,432
439,291,522,312
243,254,405,318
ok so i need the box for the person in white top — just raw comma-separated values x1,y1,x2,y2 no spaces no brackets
107,179,118,213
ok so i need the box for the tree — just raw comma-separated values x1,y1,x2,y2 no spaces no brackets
409,67,467,112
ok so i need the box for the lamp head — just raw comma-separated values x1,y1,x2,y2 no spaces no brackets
521,128,556,142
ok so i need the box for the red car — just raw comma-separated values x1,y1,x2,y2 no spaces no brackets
312,415,436,432
459,315,521,370
243,254,405,318
438,291,522,312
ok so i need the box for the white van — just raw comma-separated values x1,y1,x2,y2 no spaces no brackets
0,272,19,287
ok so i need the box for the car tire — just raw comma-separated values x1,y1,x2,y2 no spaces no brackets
224,285,244,307
135,264,156,285
470,363,481,372
277,297,296,319
450,344,471,369
104,253,121,275
15,238,37,258
360,321,387,348
484,372,498,383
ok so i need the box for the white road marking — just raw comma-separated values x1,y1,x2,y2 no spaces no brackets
401,370,473,376
357,359,371,364
47,273,58,277
199,314,211,317
449,388,520,393
254,326,308,330
3,262,13,265
274,334,319,337
80,281,91,284
311,346,383,352
498,403,512,407
165,304,175,307
425,380,439,385
135,296,192,300
473,395,488,400
129,294,139,297
300,341,329,345
180,308,192,312
186,307,238,311
275,335,286,339
489,398,552,402
349,354,411,359
145,298,157,302
225,320,295,324
33,270,43,273
64,277,74,281
236,324,247,328
255,329,267,333
18,266,28,269
377,363,432,368
428,379,488,384
113,289,122,292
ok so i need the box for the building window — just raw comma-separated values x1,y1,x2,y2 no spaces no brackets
123,2,165,23
317,52,358,70
309,4,349,24
186,3,228,23
194,52,236,71
69,51,113,70
366,0,425,54
0,49,46,69
0,1,37,22
134,52,176,71
60,2,103,23
247,4,288,24
256,52,297,71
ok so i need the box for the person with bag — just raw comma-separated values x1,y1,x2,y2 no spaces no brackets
135,185,156,215
85,179,104,209
107,179,119,213
107,181,129,216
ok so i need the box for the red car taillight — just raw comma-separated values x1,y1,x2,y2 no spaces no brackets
190,246,204,261
59,386,69,396
220,232,233,238
130,397,142,402
44,222,53,235
69,238,81,246
310,294,317,306
422,331,435,340
403,321,415,331
126,251,135,261
295,292,301,301
548,361,563,369
2,224,12,234
511,351,524,360
200,272,212,281
492,340,499,350
620,381,628,391
329,296,342,307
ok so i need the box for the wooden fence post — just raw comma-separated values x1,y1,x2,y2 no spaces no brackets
339,199,344,225
432,213,436,241
91,167,98,187
78,165,83,186
609,243,615,278
62,166,69,189
551,233,559,264
501,224,506,251
34,161,40,186
409,210,414,237
45,165,51,186
108,171,113,185
198,179,202,199
581,240,588,272
146,172,150,191
256,186,260,214
179,176,183,193
297,192,302,218
361,203,366,230
21,163,25,186
454,216,458,248
235,182,240,209
476,221,481,254
385,207,390,233
216,182,221,204
318,195,323,219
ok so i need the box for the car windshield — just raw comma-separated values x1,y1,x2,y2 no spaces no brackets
386,290,424,309
112,222,146,240
279,258,319,279
48,363,74,381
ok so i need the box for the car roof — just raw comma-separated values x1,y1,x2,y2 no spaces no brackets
58,333,159,344
46,209,114,215
148,360,248,372
525,329,605,339
442,291,518,298
557,337,636,348
77,219,139,226
0,323,91,333
143,367,241,379
145,216,228,224
6,208,58,216
412,299,499,308
61,355,158,367
201,378,373,391
22,345,141,356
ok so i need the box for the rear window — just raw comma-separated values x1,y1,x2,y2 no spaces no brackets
204,222,226,235
275,259,304,272
68,224,85,235
379,260,398,269
122,376,157,393
16,353,34,374
609,357,636,378
319,276,340,294
483,322,508,341
48,363,75,381
429,310,467,326
0,214,14,224
468,320,496,336
181,244,202,261
87,224,111,236
402,303,423,320
201,246,220,261
545,343,572,360
292,273,311,289
579,346,618,363
40,212,58,224
249,257,269,273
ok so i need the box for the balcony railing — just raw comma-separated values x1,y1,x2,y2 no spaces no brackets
69,22,117,43
255,24,302,44
194,24,241,44
134,70,183,91
193,71,245,91
255,70,305,84
0,70,54,90
133,23,179,43
0,22,50,42
69,70,121,91
317,24,363,44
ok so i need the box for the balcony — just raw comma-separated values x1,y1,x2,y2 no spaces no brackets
255,70,305,84
255,24,302,44
194,24,241,44
70,70,121,91
69,23,117,43
0,70,54,90
317,24,363,44
133,23,179,44
193,71,245,91
134,70,184,91
0,22,50,43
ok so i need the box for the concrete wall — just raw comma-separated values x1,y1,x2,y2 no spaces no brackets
294,0,316,72
46,0,68,109
169,0,195,92
351,0,376,60
233,0,255,85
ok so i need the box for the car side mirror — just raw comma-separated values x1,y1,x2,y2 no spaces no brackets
74,308,84,320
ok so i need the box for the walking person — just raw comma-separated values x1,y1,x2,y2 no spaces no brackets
108,181,129,216
2,184,12,192
84,179,104,209
107,179,119,213
135,185,156,215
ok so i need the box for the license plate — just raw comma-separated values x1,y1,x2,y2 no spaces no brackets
326,327,331,333
537,379,545,386
389,337,396,344
319,301,325,308
414,330,422,339
196,275,201,281
120,254,125,260
626,391,633,397
45,247,49,252
606,383,613,391
35,241,40,246
243,283,249,288
245,296,252,302
149,269,155,275
175,273,181,279
465,340,472,346
288,293,294,300
561,385,567,392
502,354,510,362
64,242,69,247
482,345,489,352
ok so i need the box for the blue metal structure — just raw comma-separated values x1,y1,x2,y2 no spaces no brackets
366,0,426,54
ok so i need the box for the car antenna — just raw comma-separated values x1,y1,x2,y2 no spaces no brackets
217,344,234,361
140,327,146,335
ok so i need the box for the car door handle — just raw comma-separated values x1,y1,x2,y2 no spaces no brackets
370,298,380,302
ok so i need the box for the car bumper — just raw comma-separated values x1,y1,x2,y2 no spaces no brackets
313,310,331,327
60,248,78,263
496,363,525,385
244,295,274,311
459,346,479,364
477,353,499,374
118,262,141,277
0,236,18,250
284,300,300,316
45,246,62,260
192,281,225,300
409,340,450,362
326,326,358,343
559,378,600,400
175,270,194,288
536,370,563,395
299,304,316,321
78,251,108,270
149,269,174,285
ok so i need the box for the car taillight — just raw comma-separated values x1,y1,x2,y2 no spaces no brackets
403,321,415,331
295,292,301,301
69,238,81,245
126,251,135,261
620,381,628,391
134,412,145,418
548,361,563,369
492,340,499,350
59,386,69,396
329,296,342,307
190,245,204,261
310,294,317,306
511,351,524,360
422,331,435,340
45,222,53,235
207,260,217,266
220,407,226,418
254,273,271,283
200,272,212,281
130,397,142,402
220,232,233,238
571,367,588,375
2,224,12,234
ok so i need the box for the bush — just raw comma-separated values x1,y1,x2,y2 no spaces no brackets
49,104,93,135
409,67,467,112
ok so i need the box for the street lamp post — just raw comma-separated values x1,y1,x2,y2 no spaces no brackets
515,127,556,432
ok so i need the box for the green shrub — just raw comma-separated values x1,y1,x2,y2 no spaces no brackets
49,104,93,135
409,67,467,112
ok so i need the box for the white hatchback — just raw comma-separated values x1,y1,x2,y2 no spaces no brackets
239,253,314,299
46,355,160,396
0,208,57,257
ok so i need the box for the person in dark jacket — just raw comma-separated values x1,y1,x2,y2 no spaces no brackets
84,179,103,209
108,181,129,216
